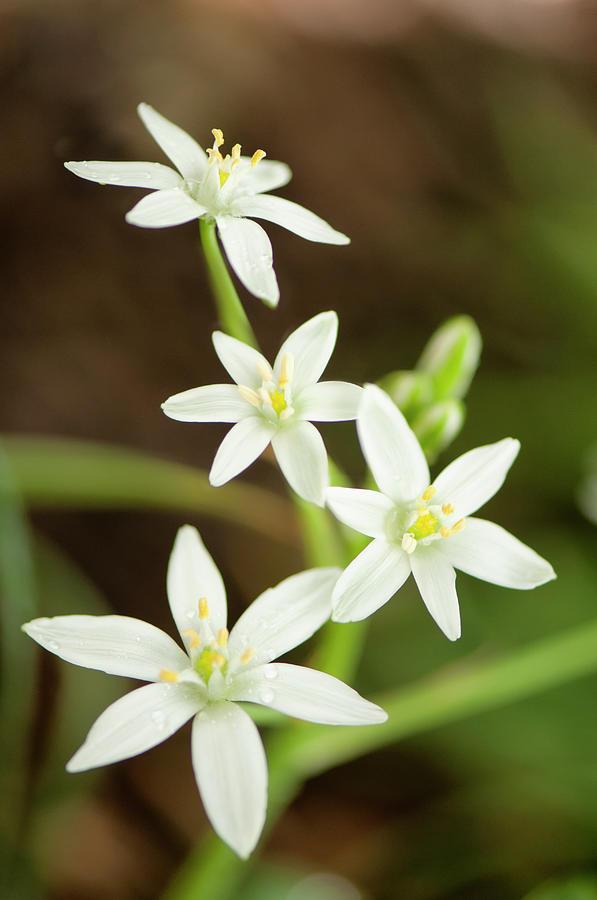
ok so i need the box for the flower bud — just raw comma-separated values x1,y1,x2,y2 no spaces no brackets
377,370,433,420
412,399,465,462
417,315,482,401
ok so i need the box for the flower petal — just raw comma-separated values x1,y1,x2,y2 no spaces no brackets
192,701,267,859
228,663,387,726
357,384,429,503
161,384,252,423
332,538,411,622
216,216,279,307
126,188,204,228
212,331,273,389
271,420,328,506
209,417,275,487
326,487,394,539
22,615,188,681
228,567,339,667
297,381,362,422
237,158,292,194
64,160,182,190
137,103,207,181
410,548,460,641
273,311,338,394
440,517,556,589
167,525,227,639
67,681,202,772
433,438,520,518
233,194,349,245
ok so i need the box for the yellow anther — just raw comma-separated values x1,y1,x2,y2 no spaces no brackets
183,628,201,649
231,143,242,165
206,147,223,162
278,353,294,388
440,527,450,539
451,518,465,534
217,627,229,648
251,149,266,167
442,503,455,515
212,128,224,148
199,597,209,620
238,385,261,407
421,486,437,502
213,652,226,669
240,647,254,665
160,668,180,683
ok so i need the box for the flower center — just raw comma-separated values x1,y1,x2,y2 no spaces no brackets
389,485,465,554
205,128,266,188
238,353,295,424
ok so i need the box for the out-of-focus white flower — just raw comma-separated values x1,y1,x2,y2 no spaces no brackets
162,311,362,506
22,526,385,858
327,385,555,640
64,105,349,307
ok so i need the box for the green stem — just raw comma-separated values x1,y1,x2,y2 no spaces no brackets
199,218,258,348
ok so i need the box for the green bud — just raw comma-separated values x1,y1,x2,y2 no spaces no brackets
377,370,434,421
412,399,465,462
417,315,482,401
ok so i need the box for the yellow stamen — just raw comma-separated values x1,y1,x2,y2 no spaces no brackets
251,149,266,167
217,627,229,648
421,486,437,502
278,353,294,388
160,668,180,683
440,527,450,539
213,652,226,669
183,628,201,649
212,128,224,148
442,503,455,515
231,143,241,166
240,647,254,665
199,597,209,620
206,147,223,162
238,385,261,407
440,519,465,539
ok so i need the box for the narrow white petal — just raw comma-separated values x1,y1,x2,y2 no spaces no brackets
64,160,182,190
358,385,429,503
233,194,349,245
137,103,207,181
162,384,252,423
433,438,520,518
167,525,227,638
216,216,279,307
228,567,339,666
332,538,411,622
410,548,461,641
192,702,267,859
297,381,362,422
273,311,338,394
67,682,202,772
236,158,292,194
22,615,188,681
441,517,556,589
212,331,273,389
271,420,328,506
209,418,275,487
229,664,387,726
326,487,394,539
126,188,204,228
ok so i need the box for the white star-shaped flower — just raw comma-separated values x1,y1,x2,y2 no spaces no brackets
326,385,556,640
64,104,349,307
162,311,362,506
22,527,386,859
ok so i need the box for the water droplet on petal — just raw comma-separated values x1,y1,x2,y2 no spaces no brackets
259,688,274,704
48,640,60,651
151,710,166,731
264,665,278,681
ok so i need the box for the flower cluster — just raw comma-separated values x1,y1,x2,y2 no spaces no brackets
23,104,555,860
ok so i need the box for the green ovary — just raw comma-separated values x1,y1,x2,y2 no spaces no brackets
408,510,440,541
195,648,226,682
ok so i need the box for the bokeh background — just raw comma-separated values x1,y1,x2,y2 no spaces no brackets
3,1,597,898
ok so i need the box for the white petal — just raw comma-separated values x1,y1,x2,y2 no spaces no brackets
440,517,556,589
326,487,394,539
273,311,338,394
64,160,182,190
332,538,411,622
271,420,328,506
236,158,292,194
167,525,227,638
192,702,267,859
228,567,339,667
433,438,520,518
22,615,188,681
357,384,429,503
67,681,202,772
297,381,362,422
216,216,279,307
212,331,273,389
162,384,252,423
137,103,207,181
126,188,204,228
410,548,461,641
209,418,275,487
233,194,349,245
228,663,387,726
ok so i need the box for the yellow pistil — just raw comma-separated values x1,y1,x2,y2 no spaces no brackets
269,389,287,416
199,597,209,620
183,628,201,649
442,503,455,515
240,647,254,665
160,668,180,683
421,486,437,502
217,627,229,648
251,149,266,167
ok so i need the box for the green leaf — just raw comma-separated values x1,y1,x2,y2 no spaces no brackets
523,876,597,900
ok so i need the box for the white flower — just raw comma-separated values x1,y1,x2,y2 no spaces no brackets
161,311,362,506
22,526,385,858
64,104,349,307
326,385,556,640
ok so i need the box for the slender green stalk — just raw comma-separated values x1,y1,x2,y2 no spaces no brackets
199,218,258,348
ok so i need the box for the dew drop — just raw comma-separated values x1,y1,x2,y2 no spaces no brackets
264,665,278,681
151,710,166,731
259,688,274,703
48,640,60,651
186,608,195,620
